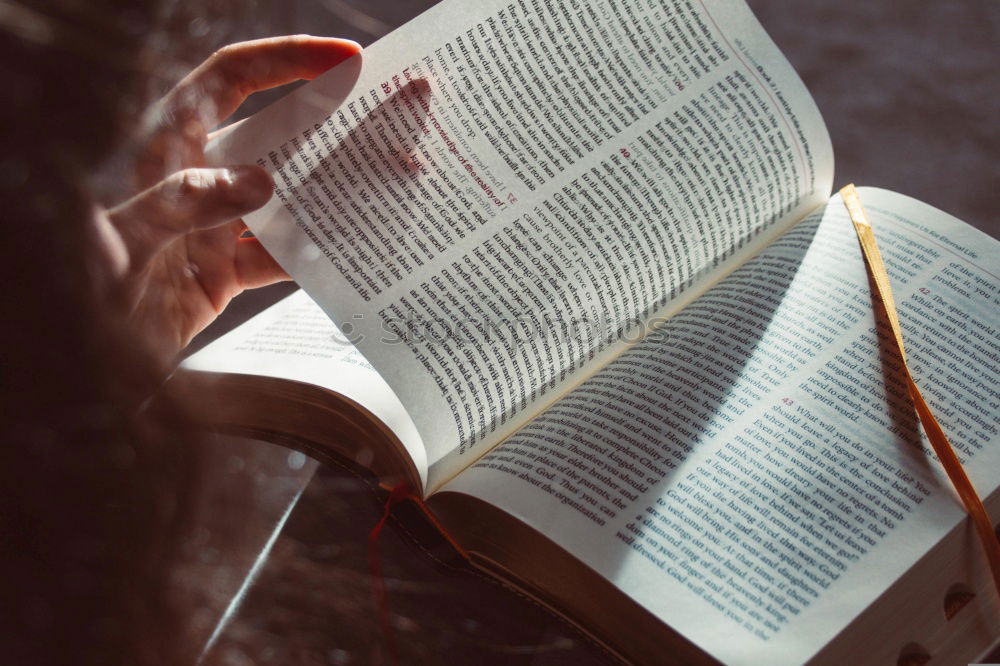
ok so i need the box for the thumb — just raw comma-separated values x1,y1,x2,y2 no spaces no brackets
108,165,273,271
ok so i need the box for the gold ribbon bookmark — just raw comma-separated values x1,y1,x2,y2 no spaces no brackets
841,184,1000,598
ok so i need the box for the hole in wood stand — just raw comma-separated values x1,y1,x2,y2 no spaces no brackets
943,582,976,620
897,642,931,666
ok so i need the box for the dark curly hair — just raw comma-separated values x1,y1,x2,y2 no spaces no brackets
0,2,219,662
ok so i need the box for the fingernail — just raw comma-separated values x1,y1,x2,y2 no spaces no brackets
306,35,363,53
336,38,363,54
225,165,273,206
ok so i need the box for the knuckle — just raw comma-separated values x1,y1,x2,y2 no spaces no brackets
204,48,250,98
209,43,235,64
172,168,211,199
204,46,239,81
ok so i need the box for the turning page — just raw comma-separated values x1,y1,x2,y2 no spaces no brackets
443,189,1000,664
211,0,833,489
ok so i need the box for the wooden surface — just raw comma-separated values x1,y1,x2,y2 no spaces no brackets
197,437,614,665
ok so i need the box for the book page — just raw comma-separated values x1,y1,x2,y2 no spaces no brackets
210,0,833,489
182,290,427,485
442,188,1000,665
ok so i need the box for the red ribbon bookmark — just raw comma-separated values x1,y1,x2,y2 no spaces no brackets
368,482,411,666
367,481,471,665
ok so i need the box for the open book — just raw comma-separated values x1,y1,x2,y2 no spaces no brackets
179,0,1000,663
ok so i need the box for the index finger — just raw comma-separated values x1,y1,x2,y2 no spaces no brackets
163,35,362,131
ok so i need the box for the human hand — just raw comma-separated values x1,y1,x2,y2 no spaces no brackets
102,36,361,361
